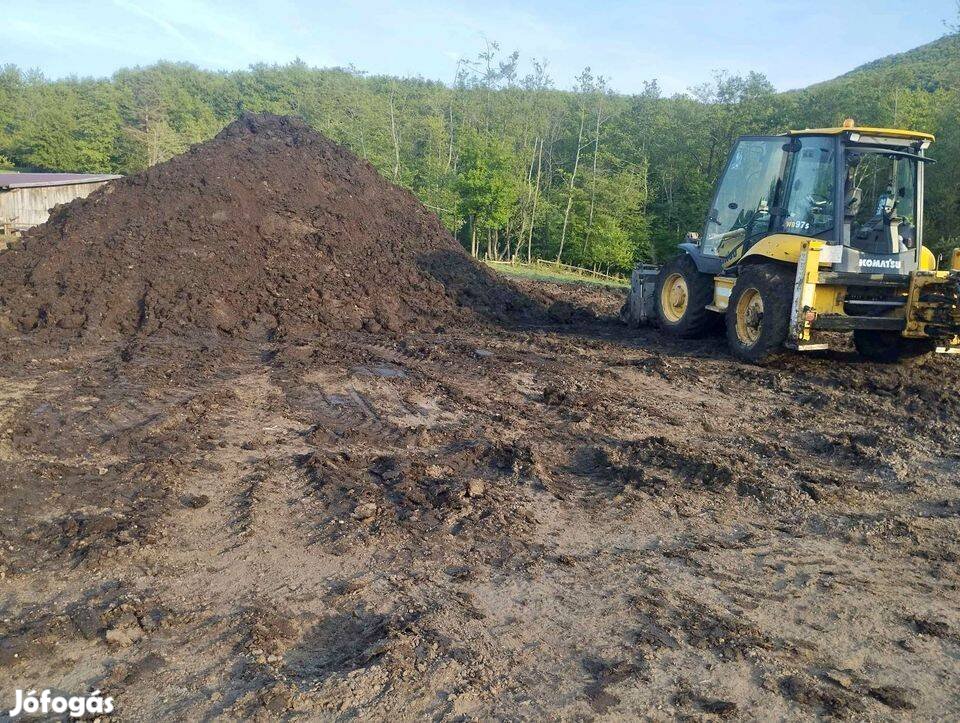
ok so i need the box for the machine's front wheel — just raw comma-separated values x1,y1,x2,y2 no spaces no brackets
654,254,715,338
853,330,935,364
725,264,794,363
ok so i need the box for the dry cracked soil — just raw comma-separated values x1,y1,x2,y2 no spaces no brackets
1,277,959,720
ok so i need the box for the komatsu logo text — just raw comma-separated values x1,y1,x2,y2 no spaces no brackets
858,258,900,270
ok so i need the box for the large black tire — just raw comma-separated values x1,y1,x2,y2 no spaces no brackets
853,330,935,364
654,254,715,338
725,264,794,363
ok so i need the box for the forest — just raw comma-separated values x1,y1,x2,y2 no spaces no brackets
1,29,958,271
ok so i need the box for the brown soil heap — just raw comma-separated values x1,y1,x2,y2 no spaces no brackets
0,113,531,342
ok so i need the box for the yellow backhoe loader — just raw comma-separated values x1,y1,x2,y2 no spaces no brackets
623,120,960,363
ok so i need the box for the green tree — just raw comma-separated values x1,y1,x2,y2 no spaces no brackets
455,130,522,258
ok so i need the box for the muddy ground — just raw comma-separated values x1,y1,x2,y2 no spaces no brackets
1,276,959,720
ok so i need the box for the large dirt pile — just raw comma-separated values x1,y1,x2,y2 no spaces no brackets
0,113,533,342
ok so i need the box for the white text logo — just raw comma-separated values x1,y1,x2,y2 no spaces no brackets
858,258,900,270
8,689,114,718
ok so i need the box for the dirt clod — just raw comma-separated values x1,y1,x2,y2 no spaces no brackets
466,479,486,497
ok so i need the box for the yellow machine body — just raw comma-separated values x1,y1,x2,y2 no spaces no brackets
724,233,938,271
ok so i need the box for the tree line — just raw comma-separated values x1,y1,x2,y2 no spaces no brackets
1,31,958,271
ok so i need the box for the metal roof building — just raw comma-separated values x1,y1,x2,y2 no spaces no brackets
0,172,121,231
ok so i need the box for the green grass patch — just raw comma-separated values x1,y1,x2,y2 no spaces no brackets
484,260,629,288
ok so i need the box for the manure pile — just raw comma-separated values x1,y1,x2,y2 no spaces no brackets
0,113,533,342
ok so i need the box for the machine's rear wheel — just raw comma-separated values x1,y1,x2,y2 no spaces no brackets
654,254,715,338
853,330,935,364
725,264,794,363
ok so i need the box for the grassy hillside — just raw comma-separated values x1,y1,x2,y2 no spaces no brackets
819,33,960,92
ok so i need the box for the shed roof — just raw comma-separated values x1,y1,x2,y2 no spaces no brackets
0,173,121,190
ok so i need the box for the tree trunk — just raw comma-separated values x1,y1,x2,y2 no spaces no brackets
706,136,717,181
389,90,401,182
584,96,603,256
557,109,586,263
527,138,543,264
445,102,455,173
517,136,539,260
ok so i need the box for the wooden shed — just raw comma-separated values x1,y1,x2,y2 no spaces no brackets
0,172,121,232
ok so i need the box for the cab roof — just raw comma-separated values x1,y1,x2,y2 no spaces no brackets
787,125,935,142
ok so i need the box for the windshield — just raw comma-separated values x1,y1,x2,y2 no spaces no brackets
844,149,919,252
702,137,786,256
782,136,836,238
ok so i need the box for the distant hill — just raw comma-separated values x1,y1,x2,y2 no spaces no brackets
808,33,960,93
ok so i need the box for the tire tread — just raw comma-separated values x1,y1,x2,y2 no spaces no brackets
725,263,794,363
655,254,715,338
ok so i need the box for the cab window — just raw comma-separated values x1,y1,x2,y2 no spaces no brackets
702,138,785,256
845,150,919,252
783,137,836,238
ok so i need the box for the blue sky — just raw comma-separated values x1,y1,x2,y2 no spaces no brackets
6,0,958,94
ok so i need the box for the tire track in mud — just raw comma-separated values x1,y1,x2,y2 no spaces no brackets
227,343,568,716
154,371,316,589
113,370,334,717
138,362,504,717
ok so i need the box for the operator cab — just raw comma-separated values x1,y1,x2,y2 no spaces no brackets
702,120,934,275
